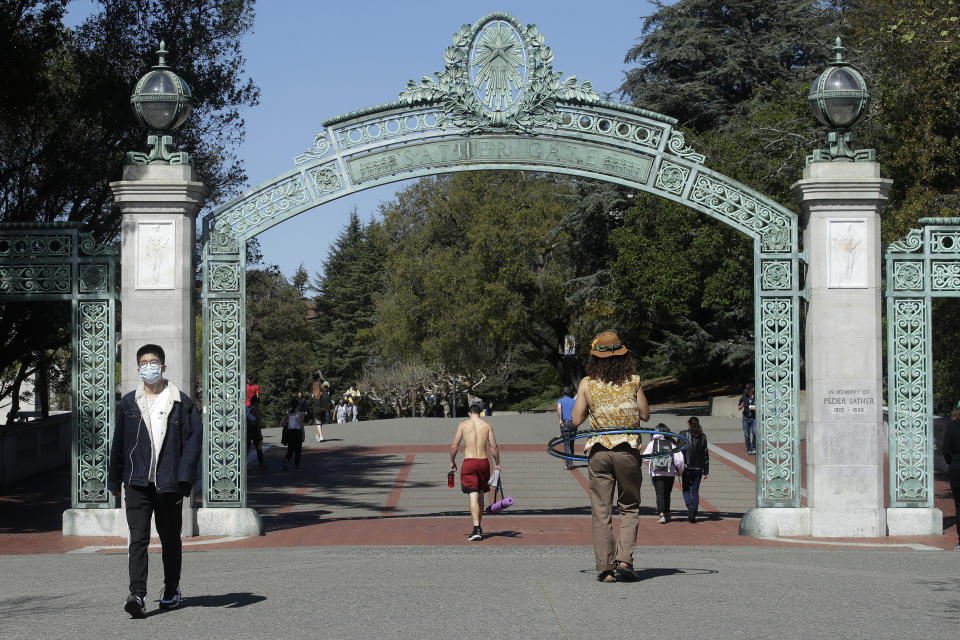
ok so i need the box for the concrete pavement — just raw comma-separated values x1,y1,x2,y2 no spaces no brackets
1,412,959,638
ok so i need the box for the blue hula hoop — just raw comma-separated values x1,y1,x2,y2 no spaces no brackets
547,428,688,462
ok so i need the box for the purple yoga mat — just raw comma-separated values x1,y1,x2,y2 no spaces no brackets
486,496,514,513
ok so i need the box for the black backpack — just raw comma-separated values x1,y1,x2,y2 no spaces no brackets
650,439,673,472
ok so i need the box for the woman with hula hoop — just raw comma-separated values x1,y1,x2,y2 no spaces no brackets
571,331,650,583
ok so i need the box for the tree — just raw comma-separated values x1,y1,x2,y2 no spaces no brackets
375,171,582,395
245,266,314,425
620,0,848,132
310,209,386,392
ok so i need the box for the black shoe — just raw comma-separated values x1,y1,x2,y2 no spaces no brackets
615,562,639,582
688,507,696,523
158,585,181,610
124,594,146,618
597,570,617,583
468,526,483,541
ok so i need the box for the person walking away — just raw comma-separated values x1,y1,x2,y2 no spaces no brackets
679,416,709,522
108,344,202,618
296,391,307,423
336,401,347,424
556,385,577,470
941,401,960,551
247,394,264,468
571,331,650,583
345,386,360,422
281,399,305,470
642,424,685,524
311,382,331,442
450,402,501,541
245,375,259,407
738,383,756,455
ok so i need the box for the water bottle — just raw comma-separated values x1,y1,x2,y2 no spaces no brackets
447,470,455,488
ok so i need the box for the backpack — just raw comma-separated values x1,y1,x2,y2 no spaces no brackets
246,405,256,424
650,439,673,473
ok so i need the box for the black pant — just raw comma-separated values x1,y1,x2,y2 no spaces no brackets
951,479,960,544
125,484,183,597
285,436,303,467
652,475,675,514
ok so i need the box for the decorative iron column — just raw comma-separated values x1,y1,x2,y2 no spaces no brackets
884,218,959,535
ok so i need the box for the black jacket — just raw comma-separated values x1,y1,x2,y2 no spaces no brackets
942,419,960,473
680,429,709,475
108,381,203,494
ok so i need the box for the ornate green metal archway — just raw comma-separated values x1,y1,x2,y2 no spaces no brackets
885,217,960,508
200,13,803,510
0,222,118,507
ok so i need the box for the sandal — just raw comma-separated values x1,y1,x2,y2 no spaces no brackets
615,562,639,582
597,570,617,583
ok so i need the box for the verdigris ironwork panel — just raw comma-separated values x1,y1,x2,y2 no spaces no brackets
757,297,799,506
760,260,792,291
0,265,71,294
205,298,243,504
75,300,113,505
0,235,72,257
888,298,930,504
885,218,960,508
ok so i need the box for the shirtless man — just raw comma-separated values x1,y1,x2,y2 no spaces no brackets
450,402,501,541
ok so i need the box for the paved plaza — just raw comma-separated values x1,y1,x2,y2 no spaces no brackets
1,412,958,638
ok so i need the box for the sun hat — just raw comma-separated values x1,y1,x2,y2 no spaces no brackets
589,331,628,358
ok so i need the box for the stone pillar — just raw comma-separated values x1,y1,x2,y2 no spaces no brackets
111,164,206,397
792,162,891,537
109,163,206,537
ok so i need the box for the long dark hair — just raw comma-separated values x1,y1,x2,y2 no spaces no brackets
687,416,703,435
585,352,636,385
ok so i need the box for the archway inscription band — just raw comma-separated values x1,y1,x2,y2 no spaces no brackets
885,217,960,507
200,12,803,509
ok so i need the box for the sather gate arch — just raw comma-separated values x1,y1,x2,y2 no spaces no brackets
199,13,802,512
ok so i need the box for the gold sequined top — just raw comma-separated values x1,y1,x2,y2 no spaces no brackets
584,375,643,452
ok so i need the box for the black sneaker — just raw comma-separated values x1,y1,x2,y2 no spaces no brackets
159,585,181,610
467,526,483,541
124,594,146,618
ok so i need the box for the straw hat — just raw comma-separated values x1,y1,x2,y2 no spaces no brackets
589,331,628,358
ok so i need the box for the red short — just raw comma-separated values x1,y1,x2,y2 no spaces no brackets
460,458,491,494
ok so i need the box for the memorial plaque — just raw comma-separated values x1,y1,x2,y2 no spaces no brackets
816,382,879,422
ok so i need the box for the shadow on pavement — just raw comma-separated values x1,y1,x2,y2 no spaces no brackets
179,592,267,609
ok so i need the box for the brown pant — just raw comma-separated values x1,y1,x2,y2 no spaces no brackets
588,445,643,572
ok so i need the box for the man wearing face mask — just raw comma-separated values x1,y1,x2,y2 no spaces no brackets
108,344,202,618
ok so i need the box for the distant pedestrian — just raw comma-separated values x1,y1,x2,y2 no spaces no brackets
738,383,756,455
942,401,960,551
245,375,259,407
345,386,360,422
281,399,305,470
556,385,577,470
109,344,202,618
296,391,307,422
679,416,709,523
311,381,332,442
642,424,685,524
246,394,264,468
336,401,347,424
571,330,650,583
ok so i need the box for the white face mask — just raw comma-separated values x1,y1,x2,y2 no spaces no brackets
140,363,163,384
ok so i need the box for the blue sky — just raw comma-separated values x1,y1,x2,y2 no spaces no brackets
70,1,660,279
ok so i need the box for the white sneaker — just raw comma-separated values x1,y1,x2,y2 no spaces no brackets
319,436,324,441
315,435,321,442
658,515,666,524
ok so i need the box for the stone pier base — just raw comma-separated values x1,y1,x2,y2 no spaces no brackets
739,507,811,537
197,507,263,537
63,503,197,537
886,507,943,536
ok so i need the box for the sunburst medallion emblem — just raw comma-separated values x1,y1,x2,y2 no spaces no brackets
469,20,527,113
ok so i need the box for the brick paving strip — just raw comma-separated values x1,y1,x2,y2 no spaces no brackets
1,414,956,553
